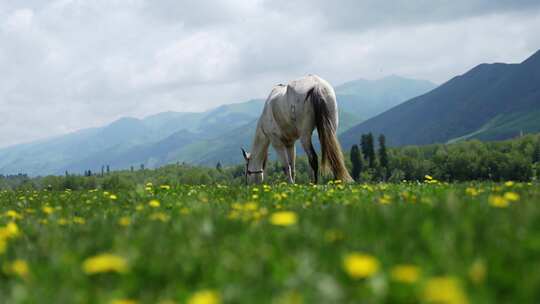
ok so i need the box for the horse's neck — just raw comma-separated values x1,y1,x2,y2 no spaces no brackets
249,124,269,170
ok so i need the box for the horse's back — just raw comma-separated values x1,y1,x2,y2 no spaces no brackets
261,75,337,143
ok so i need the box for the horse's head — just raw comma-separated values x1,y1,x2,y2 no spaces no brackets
242,147,263,184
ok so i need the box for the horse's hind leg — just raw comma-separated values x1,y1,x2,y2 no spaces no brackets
274,145,294,184
301,136,318,184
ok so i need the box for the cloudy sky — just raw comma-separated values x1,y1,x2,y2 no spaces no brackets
1,0,539,148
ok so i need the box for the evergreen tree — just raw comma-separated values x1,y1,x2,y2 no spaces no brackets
533,140,540,163
378,134,389,169
106,165,110,174
366,133,376,168
216,161,223,172
350,144,363,181
360,134,369,160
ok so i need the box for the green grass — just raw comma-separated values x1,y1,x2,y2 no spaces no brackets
1,181,539,303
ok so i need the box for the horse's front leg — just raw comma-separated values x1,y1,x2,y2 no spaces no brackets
275,146,294,184
286,145,296,183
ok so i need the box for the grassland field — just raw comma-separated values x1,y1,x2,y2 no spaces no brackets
0,179,539,304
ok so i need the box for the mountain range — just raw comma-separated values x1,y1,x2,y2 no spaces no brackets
5,47,539,178
340,50,540,148
0,76,436,176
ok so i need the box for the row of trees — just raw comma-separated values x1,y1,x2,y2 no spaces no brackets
2,133,539,190
349,133,540,182
350,133,389,181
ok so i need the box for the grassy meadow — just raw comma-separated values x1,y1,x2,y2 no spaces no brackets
1,179,539,303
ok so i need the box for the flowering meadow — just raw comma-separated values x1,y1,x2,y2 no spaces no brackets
0,180,539,303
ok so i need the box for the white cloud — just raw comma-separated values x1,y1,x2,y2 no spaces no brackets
0,1,539,148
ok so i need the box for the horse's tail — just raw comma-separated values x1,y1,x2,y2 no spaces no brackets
308,85,353,182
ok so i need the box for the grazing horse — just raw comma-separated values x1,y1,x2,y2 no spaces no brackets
242,74,352,184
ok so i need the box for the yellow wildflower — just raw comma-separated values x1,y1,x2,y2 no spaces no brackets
41,205,54,214
465,187,478,196
391,264,421,283
160,185,171,190
187,290,221,304
0,238,6,254
425,175,433,181
149,199,161,208
468,260,486,284
5,259,30,279
5,210,22,220
110,194,118,200
150,212,170,222
503,192,520,202
504,181,514,187
118,217,131,227
0,222,20,239
378,194,391,204
423,277,468,304
73,217,86,225
343,252,380,279
488,195,509,208
57,218,69,226
82,253,128,274
269,211,298,226
110,299,138,304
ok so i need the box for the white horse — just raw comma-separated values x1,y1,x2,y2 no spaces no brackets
242,74,352,184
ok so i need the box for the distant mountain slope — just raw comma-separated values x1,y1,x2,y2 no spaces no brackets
336,75,437,119
0,99,264,175
0,76,435,175
340,50,540,148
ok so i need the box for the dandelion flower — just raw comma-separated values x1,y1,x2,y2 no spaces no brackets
0,239,6,254
73,217,86,225
149,199,161,208
187,290,221,304
82,253,128,274
423,276,468,304
391,264,420,283
118,217,131,227
488,195,509,208
503,192,520,202
41,205,54,214
269,211,298,226
6,259,29,279
343,252,380,279
378,194,392,204
465,187,478,196
150,212,170,222
468,260,486,284
110,299,138,304
5,210,22,220
0,222,20,239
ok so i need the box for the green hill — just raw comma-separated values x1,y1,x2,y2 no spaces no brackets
340,49,540,148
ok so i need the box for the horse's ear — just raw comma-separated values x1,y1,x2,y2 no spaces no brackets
241,147,250,160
